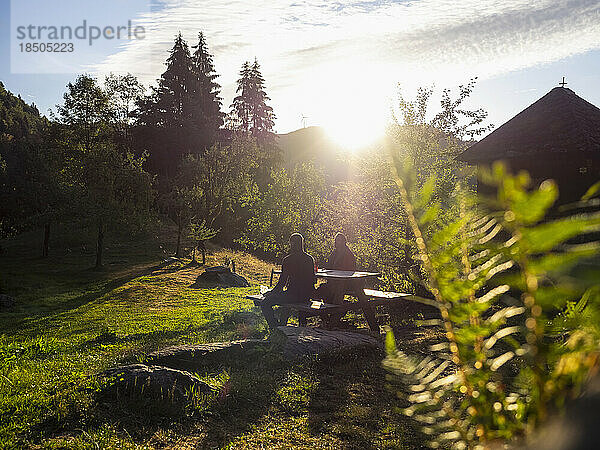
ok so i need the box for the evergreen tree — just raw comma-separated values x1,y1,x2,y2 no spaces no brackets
249,59,275,136
230,61,253,132
230,59,275,140
190,32,224,148
135,33,194,175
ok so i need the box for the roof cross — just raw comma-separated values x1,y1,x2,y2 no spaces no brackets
559,77,567,88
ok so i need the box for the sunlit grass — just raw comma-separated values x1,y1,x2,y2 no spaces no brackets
0,226,421,448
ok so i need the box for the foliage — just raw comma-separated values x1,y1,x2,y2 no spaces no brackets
238,162,325,258
0,81,46,140
389,78,492,186
104,73,145,150
384,161,600,448
66,141,153,267
56,74,112,151
53,74,155,267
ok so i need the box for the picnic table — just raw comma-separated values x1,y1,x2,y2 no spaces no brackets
250,268,426,332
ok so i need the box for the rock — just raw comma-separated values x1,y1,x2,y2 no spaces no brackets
146,340,265,370
274,326,383,359
100,363,213,402
191,266,250,288
0,294,15,310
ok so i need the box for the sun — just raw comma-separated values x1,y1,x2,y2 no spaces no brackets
325,108,387,151
309,65,392,151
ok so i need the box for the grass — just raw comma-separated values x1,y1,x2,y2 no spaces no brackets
0,223,427,449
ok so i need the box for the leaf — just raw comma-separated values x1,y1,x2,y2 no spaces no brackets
528,244,599,275
419,202,441,225
490,351,515,371
415,175,437,210
509,180,558,225
385,329,397,355
522,213,600,253
582,181,600,201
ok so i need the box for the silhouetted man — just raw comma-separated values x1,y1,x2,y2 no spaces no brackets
261,233,316,328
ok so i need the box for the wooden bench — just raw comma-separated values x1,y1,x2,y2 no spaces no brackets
247,288,435,329
246,294,342,314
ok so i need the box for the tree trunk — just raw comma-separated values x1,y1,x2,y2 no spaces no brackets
176,217,182,258
42,222,50,258
200,242,206,265
95,223,104,268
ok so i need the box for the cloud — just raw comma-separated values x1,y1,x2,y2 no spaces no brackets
88,0,600,131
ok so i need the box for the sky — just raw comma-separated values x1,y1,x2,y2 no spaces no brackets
1,0,600,142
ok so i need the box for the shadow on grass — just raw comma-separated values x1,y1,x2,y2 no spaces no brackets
1,260,186,336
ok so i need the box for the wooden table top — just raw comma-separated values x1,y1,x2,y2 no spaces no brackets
272,268,380,279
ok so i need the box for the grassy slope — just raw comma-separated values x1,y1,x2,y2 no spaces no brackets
0,225,423,449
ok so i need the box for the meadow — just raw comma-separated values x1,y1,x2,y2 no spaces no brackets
0,225,425,449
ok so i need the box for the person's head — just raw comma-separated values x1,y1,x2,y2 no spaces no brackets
334,232,347,250
289,233,305,253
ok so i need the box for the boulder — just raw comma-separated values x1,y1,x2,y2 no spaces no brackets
0,294,15,310
100,363,213,402
274,326,383,359
146,340,265,370
191,266,250,288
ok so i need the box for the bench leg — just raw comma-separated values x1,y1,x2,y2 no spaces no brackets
361,304,379,332
279,308,291,326
356,291,379,332
298,311,308,327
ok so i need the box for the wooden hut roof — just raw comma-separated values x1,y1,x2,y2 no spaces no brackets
457,87,600,164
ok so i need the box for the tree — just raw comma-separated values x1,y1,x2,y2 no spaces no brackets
188,220,218,264
0,82,65,256
56,75,111,151
0,81,46,140
386,79,493,282
229,59,275,141
190,32,224,149
238,163,325,258
75,143,153,268
161,168,201,258
104,73,145,150
56,74,153,267
135,33,195,176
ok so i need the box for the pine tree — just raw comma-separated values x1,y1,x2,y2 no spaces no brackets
230,59,275,139
190,32,224,148
230,61,253,132
249,59,275,136
159,32,193,126
135,33,194,175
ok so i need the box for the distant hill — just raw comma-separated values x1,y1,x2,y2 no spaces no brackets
276,126,343,167
276,126,359,183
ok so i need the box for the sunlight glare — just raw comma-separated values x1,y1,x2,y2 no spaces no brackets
314,65,392,152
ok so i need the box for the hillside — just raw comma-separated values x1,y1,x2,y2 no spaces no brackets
276,127,352,183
